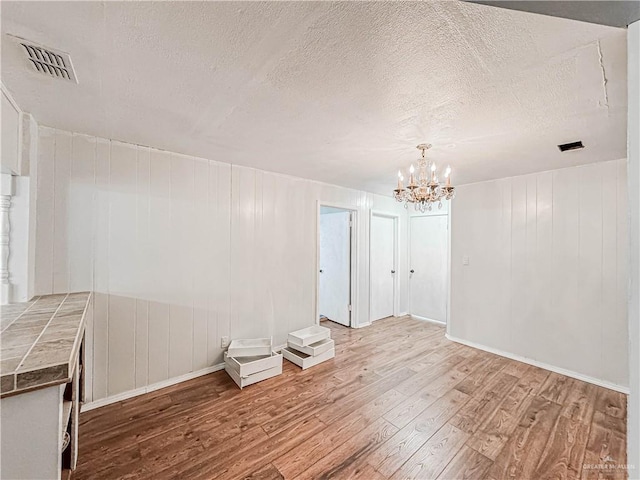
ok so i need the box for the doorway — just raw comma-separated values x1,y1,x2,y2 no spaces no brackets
409,214,449,324
318,205,354,327
369,212,398,321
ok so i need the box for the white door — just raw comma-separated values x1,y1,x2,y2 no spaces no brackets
319,210,351,326
370,215,395,321
409,215,448,323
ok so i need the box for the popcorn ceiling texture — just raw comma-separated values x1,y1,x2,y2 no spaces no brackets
0,1,627,193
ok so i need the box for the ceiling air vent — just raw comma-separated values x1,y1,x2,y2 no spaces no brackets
557,141,584,152
10,35,78,83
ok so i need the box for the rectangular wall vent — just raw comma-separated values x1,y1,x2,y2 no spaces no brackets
9,35,78,83
557,141,584,152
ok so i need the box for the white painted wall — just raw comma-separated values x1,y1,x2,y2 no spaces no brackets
627,19,639,480
450,159,629,390
34,127,409,403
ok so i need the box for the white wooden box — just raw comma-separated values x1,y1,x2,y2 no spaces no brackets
224,351,282,389
287,337,334,356
282,346,335,370
287,325,330,347
227,338,272,358
224,363,282,389
224,351,281,377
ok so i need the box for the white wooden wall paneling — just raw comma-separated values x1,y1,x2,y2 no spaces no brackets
52,130,71,293
168,153,195,379
135,147,150,388
192,158,210,372
35,127,411,403
68,134,94,292
92,139,110,400
147,148,171,385
450,159,629,389
107,141,137,396
34,128,55,294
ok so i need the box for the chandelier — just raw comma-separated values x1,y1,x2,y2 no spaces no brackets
393,143,455,212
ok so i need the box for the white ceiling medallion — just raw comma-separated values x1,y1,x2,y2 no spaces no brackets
393,143,455,213
8,34,78,83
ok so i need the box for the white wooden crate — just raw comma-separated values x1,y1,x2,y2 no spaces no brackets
224,351,282,389
227,338,272,358
282,346,335,370
287,337,334,356
287,325,330,347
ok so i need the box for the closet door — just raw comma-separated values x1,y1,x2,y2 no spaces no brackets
370,215,395,321
409,215,448,324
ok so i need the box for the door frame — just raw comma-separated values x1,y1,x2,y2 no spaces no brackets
315,201,359,328
369,210,400,322
408,212,451,327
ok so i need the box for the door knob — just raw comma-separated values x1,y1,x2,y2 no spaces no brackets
319,269,323,273
410,269,415,274
391,270,395,274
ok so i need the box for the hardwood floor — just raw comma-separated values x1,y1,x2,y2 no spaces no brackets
74,316,628,479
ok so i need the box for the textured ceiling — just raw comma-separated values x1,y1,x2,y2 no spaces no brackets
0,1,627,194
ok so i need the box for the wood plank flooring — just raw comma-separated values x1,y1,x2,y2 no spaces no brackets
74,316,628,480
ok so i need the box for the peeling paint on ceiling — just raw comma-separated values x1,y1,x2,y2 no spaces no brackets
0,1,627,194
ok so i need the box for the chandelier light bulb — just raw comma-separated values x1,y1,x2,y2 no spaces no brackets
409,164,415,174
444,166,451,178
430,163,436,172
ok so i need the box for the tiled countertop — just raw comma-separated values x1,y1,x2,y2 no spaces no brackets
0,292,91,397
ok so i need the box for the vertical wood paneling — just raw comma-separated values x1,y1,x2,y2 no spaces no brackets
451,159,628,388
168,154,194,376
211,162,231,365
94,139,110,294
612,160,629,385
135,148,150,387
108,142,137,295
136,148,150,299
84,295,94,403
602,161,620,384
68,134,95,292
107,294,135,395
147,149,171,383
577,164,603,376
107,142,137,395
510,176,528,357
91,140,110,401
53,130,71,293
148,301,169,384
551,166,580,371
192,159,209,370
135,299,148,389
34,127,55,294
35,129,411,402
169,304,192,377
535,172,554,360
92,291,109,400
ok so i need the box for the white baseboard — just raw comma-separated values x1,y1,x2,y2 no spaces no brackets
397,312,408,317
411,314,446,326
445,333,630,395
81,363,225,412
355,322,371,329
